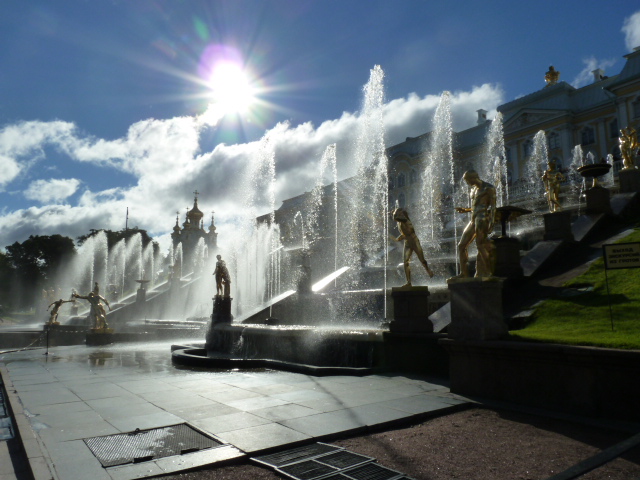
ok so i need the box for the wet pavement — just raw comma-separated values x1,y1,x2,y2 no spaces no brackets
0,341,468,480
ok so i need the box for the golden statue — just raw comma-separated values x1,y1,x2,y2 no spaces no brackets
620,127,638,170
213,255,231,297
391,207,434,287
544,66,560,86
47,298,75,325
73,291,111,330
455,170,497,278
542,160,565,213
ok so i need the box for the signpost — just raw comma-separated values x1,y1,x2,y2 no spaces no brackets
602,242,640,330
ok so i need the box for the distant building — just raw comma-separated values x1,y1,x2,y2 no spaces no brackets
263,47,640,277
388,47,640,211
170,191,217,272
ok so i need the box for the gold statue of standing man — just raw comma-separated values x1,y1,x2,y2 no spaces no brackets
620,127,638,170
542,160,565,213
73,291,111,330
47,298,75,325
455,170,497,278
391,207,434,287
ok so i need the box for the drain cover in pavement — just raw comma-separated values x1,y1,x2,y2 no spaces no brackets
315,451,373,469
84,423,223,467
253,442,343,467
339,462,408,480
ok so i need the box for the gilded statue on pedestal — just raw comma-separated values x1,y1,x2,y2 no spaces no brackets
47,298,75,325
544,66,560,86
620,127,638,170
213,255,231,297
542,160,565,213
455,170,497,278
73,291,111,330
391,207,434,287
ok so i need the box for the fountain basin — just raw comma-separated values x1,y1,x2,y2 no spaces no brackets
174,322,387,375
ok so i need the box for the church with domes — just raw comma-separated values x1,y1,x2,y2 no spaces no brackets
170,191,218,270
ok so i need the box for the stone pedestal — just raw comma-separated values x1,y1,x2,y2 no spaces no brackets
211,296,233,325
493,237,523,278
619,168,640,193
136,287,146,303
585,186,612,215
543,211,574,241
206,296,234,353
389,286,433,333
447,279,506,340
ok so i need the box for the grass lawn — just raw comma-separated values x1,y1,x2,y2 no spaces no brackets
511,226,640,350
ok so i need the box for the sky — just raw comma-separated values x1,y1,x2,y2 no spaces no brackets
1,0,640,254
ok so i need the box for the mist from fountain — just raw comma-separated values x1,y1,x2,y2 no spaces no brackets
482,112,509,208
231,132,284,316
342,65,388,292
417,91,459,274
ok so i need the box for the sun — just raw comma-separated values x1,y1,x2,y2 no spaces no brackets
207,61,256,116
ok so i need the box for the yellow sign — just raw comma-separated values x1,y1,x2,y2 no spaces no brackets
603,242,640,269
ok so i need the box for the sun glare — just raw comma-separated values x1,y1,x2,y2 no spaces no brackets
208,61,256,116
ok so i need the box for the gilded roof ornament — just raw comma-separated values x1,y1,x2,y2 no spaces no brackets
544,65,560,86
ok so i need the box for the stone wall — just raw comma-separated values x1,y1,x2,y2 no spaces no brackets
440,339,640,422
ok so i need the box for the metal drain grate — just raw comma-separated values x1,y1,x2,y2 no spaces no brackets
316,451,373,469
253,442,343,467
278,459,338,480
84,423,223,467
340,462,405,480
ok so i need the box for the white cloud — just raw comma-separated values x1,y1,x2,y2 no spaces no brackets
0,83,505,251
24,178,81,203
571,56,617,88
0,120,76,190
622,10,640,52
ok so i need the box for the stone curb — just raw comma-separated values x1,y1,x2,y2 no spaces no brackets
0,364,56,480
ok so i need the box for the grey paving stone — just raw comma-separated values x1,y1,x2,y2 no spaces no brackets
344,403,412,427
171,402,242,421
44,438,111,480
200,386,263,404
39,418,120,442
192,411,271,435
242,382,308,396
270,389,336,404
94,401,166,421
85,393,148,410
279,409,368,438
116,380,181,395
106,411,183,432
225,395,289,412
148,394,217,411
218,422,311,453
69,383,133,401
18,387,81,408
251,403,322,422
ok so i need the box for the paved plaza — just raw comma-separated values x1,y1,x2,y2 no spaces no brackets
0,341,468,480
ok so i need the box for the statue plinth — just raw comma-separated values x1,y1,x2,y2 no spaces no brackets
389,286,433,333
491,206,531,279
543,211,574,241
447,278,507,341
211,295,233,325
585,185,612,215
619,168,640,193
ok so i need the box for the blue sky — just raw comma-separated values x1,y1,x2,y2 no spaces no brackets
1,1,639,252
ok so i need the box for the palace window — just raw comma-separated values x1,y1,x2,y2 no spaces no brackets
409,170,417,185
389,177,395,189
523,140,533,157
609,119,619,138
581,127,595,145
397,172,406,188
548,132,560,150
633,98,640,119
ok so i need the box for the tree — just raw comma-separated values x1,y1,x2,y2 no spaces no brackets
5,235,76,308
